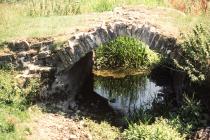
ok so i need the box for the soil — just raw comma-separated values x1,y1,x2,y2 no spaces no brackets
26,92,122,140
27,113,91,140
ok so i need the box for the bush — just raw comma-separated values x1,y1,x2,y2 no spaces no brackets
174,24,210,82
178,94,202,131
123,118,185,140
94,36,160,70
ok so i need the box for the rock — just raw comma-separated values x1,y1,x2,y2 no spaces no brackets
17,49,38,57
38,51,50,59
8,40,30,52
38,46,51,59
193,127,210,140
0,54,14,62
69,134,78,140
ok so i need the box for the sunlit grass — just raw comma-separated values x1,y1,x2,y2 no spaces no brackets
84,118,120,140
0,0,167,43
0,0,209,44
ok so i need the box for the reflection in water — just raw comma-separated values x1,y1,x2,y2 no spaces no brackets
94,74,164,115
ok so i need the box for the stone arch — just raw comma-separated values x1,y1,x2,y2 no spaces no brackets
56,22,180,72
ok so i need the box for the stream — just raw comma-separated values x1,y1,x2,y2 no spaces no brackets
93,68,173,116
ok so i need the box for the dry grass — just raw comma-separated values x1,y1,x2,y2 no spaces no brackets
0,0,209,44
168,0,208,15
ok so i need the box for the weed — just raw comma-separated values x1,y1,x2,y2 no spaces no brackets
126,109,153,124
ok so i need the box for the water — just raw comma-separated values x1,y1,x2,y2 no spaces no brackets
94,74,165,115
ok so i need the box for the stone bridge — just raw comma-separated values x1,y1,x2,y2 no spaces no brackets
56,21,179,72
0,6,185,106
55,6,182,72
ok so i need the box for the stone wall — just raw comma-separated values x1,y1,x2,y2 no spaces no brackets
40,52,94,108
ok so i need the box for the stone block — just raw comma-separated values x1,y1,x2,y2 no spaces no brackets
0,54,14,62
62,49,73,66
149,33,160,49
134,27,144,40
130,24,137,37
155,36,164,50
65,47,74,59
56,50,69,68
8,40,30,52
113,23,128,36
77,37,87,52
148,32,155,46
106,26,117,40
84,34,98,49
140,26,150,45
92,27,110,45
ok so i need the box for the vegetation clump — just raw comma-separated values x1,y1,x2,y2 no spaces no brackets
123,94,202,140
174,24,210,82
123,118,185,140
94,36,160,70
0,69,39,139
84,119,120,140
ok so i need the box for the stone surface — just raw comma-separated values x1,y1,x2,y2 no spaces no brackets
0,54,14,62
192,127,210,140
8,40,30,52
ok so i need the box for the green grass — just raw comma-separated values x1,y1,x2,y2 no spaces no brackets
84,118,120,140
0,4,98,43
122,94,203,140
80,0,166,13
123,118,185,140
1,0,167,15
0,69,39,139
